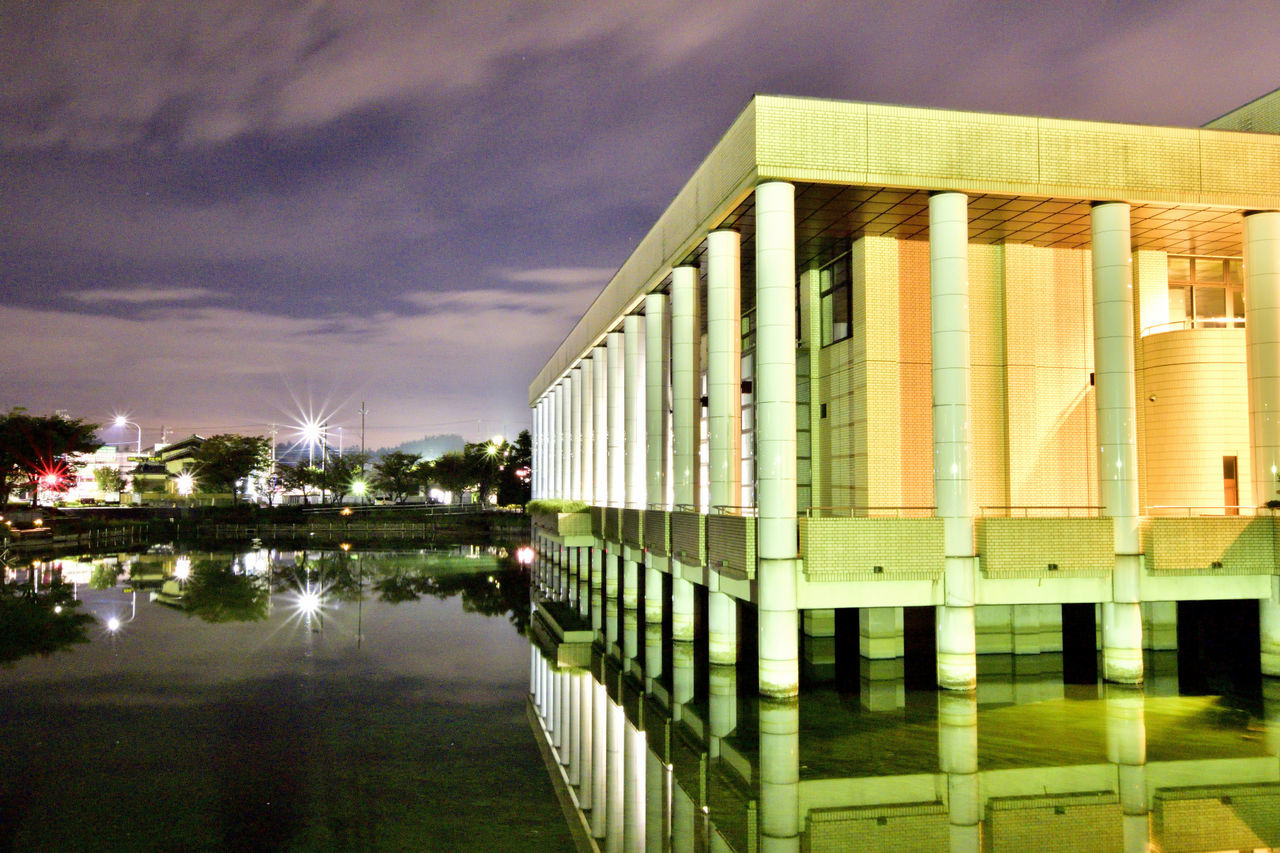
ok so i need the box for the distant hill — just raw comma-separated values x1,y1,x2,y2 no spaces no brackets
373,433,465,461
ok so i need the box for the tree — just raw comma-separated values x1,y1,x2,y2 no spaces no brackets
320,451,369,505
0,408,100,507
93,466,125,495
497,429,532,505
371,451,422,503
192,434,271,502
423,451,474,502
276,461,320,505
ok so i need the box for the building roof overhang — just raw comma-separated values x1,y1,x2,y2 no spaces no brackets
530,94,1280,403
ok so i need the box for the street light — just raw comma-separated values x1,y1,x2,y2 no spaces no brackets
113,416,142,454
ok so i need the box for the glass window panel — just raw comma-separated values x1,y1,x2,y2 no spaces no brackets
1168,256,1192,281
1194,286,1226,326
1168,286,1189,325
1195,258,1225,282
1231,289,1246,323
1225,259,1242,284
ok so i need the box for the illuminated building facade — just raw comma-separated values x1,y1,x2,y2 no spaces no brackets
528,87,1280,696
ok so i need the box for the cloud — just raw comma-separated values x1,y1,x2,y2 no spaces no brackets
497,267,616,288
72,286,215,305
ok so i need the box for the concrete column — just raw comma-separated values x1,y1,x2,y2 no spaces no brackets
1092,200,1143,684
531,399,541,499
860,607,905,658
594,345,609,504
708,228,742,666
672,636,694,716
581,358,595,505
591,680,607,839
645,748,668,853
708,229,743,510
756,181,800,699
671,265,700,647
624,721,646,853
551,666,563,750
623,315,645,641
646,293,671,509
1245,213,1280,675
801,608,835,682
560,670,573,767
1246,210,1280,506
608,331,626,508
578,671,594,810
551,384,562,498
645,292,671,687
562,380,574,500
570,367,583,501
1105,685,1149,853
709,663,737,759
625,315,647,509
930,190,977,692
672,266,701,509
607,699,625,853
938,693,980,853
672,786,695,853
592,542,605,634
758,699,800,853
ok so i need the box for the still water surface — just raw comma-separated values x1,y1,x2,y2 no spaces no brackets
0,544,573,852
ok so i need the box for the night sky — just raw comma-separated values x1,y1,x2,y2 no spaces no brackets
1,1,1277,450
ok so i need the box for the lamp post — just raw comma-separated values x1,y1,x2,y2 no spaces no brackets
114,416,141,454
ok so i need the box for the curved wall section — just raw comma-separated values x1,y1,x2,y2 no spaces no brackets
1141,328,1250,512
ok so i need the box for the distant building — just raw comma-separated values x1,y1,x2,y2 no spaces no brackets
529,88,1280,695
129,435,204,498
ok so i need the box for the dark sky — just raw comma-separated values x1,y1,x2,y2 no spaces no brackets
1,1,1277,449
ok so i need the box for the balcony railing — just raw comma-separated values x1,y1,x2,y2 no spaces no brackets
806,506,935,519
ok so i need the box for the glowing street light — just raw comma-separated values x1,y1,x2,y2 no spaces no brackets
175,471,196,497
113,415,142,454
516,545,535,566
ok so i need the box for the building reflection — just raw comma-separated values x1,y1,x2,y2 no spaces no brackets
530,607,1280,852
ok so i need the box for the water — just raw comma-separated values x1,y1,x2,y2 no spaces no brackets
529,593,1280,852
0,545,573,852
11,546,1280,852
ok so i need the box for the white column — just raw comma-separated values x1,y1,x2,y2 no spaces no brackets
625,315,647,509
594,345,610,504
551,385,561,498
646,293,671,508
562,380,574,500
671,266,700,645
591,681,607,839
672,267,701,509
755,181,799,699
607,699,625,852
570,366,583,502
930,191,977,692
1105,686,1149,853
531,399,540,499
758,699,800,852
645,292,671,686
1093,200,1143,685
938,693,980,853
581,357,596,506
1246,210,1280,506
1244,211,1280,676
624,721,647,853
578,672,594,811
608,331,626,508
708,229,742,667
708,229,743,510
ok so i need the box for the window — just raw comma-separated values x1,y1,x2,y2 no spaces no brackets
819,252,852,346
1168,256,1244,329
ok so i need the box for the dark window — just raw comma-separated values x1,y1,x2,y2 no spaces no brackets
819,252,852,346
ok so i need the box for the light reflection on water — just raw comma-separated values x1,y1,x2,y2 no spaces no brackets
530,600,1280,853
0,544,573,852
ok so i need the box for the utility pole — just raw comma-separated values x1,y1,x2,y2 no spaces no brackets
359,402,368,458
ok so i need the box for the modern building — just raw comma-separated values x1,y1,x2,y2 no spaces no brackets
528,87,1280,696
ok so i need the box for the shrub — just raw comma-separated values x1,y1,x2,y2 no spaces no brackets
526,498,588,515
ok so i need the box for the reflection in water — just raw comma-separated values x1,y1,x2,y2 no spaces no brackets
0,542,572,852
531,616,1280,852
0,568,93,664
